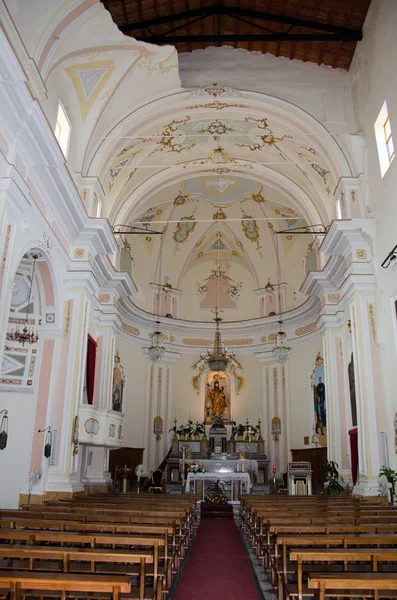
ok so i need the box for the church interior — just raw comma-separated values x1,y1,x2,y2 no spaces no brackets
1,0,397,597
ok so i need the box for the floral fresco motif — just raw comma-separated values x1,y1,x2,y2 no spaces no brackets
237,117,290,151
196,119,235,139
173,191,198,206
241,210,263,257
155,117,195,154
173,210,197,252
297,151,332,194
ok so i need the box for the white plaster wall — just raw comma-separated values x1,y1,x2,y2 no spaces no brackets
114,336,147,450
179,46,357,133
287,336,323,452
0,391,36,508
350,0,397,467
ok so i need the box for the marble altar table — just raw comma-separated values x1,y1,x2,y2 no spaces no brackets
185,472,251,501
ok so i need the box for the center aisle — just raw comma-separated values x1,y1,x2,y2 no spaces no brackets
173,518,260,600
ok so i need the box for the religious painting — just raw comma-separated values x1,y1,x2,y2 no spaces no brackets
204,372,231,424
112,351,125,412
348,353,357,427
311,352,327,446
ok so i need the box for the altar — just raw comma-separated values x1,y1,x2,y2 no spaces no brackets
181,458,258,474
186,472,251,501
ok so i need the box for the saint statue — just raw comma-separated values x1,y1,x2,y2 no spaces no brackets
209,379,228,416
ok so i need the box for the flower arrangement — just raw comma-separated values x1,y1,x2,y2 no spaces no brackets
204,480,228,504
212,413,225,428
194,421,206,438
187,461,205,473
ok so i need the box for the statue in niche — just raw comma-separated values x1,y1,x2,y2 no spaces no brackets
204,373,231,423
112,351,125,412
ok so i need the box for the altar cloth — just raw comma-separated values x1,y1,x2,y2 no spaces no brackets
182,458,258,474
185,472,251,501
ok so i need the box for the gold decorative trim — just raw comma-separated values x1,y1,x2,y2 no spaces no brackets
64,299,72,337
99,293,110,303
327,293,340,303
356,249,367,259
295,323,316,336
74,248,85,259
368,304,376,341
121,323,140,336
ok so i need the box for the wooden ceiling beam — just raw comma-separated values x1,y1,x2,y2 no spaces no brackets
130,32,362,43
119,4,363,39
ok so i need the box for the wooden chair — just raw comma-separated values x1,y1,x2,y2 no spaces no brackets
149,470,164,494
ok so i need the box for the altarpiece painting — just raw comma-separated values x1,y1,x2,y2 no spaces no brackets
112,351,125,412
311,352,327,446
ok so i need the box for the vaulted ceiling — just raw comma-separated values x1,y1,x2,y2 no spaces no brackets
101,0,371,70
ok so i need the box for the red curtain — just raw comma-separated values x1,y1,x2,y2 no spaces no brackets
86,335,97,405
348,427,358,485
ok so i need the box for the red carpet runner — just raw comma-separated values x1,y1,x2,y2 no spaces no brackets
173,518,259,600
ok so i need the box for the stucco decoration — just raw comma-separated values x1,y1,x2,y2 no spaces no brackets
241,210,262,257
173,211,197,253
197,265,242,311
65,60,116,121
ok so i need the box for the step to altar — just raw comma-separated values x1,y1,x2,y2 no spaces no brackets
200,502,234,519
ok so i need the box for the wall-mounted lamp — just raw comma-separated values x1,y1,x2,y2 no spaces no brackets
272,416,281,441
381,244,397,269
153,416,163,441
38,426,52,458
0,410,8,450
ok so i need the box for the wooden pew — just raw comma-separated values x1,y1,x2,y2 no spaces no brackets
286,547,397,600
0,545,157,600
308,572,397,600
0,571,131,600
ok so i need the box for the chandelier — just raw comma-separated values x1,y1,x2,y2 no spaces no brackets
197,311,236,372
271,235,292,364
6,254,39,347
147,323,166,363
272,320,291,364
146,241,166,362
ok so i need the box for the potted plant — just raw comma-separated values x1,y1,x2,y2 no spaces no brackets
236,424,246,441
321,459,344,495
185,419,195,439
176,425,185,440
194,421,206,439
379,466,397,505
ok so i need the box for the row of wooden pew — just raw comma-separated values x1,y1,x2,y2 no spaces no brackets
0,492,199,600
240,494,397,600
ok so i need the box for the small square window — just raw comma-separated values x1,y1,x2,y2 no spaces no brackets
54,102,71,158
374,102,394,177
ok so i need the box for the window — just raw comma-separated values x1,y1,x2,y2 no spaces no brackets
374,102,394,177
54,102,71,158
384,116,395,163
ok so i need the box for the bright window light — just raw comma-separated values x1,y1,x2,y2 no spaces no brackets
54,102,71,158
374,102,394,177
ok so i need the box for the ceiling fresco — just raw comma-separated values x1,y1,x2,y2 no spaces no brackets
123,176,313,322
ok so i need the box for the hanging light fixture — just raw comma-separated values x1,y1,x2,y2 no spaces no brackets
6,254,39,347
271,238,292,364
272,320,292,364
194,167,238,373
146,244,166,363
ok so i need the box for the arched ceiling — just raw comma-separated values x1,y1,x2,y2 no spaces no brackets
2,1,354,326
